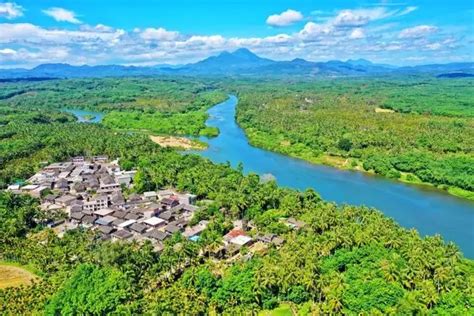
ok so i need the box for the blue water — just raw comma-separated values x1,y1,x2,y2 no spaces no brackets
64,108,104,123
193,95,474,258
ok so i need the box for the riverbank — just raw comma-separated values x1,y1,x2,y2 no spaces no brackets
150,135,207,150
241,128,474,202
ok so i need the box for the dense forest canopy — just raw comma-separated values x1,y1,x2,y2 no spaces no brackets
0,76,473,314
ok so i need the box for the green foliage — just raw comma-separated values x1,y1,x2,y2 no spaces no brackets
45,264,131,315
0,77,472,315
0,192,43,241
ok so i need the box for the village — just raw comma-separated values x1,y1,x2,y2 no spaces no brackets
6,156,303,257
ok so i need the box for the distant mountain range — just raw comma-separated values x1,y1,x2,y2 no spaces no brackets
1,48,473,79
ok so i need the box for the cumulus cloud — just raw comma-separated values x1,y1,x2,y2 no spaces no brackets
0,23,125,45
266,9,303,27
0,2,23,19
43,7,81,24
350,28,365,39
399,25,438,38
333,8,390,27
140,27,180,41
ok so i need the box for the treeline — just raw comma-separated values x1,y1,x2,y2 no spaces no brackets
233,78,474,196
0,121,473,314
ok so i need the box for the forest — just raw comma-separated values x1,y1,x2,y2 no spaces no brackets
0,78,227,137
232,77,474,199
0,76,473,314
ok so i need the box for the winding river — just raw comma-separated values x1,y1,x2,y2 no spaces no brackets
195,95,474,258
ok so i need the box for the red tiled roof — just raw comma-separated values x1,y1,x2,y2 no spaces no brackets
225,228,245,239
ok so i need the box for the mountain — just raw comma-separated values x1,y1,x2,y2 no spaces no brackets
1,48,473,78
168,48,276,74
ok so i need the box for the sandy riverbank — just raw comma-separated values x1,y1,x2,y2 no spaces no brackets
149,135,206,150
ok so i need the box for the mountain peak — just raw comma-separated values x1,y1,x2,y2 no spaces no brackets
232,48,257,57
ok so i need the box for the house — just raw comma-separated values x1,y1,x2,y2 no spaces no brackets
71,182,86,193
30,186,49,198
110,191,125,206
164,223,182,234
112,218,125,226
178,193,197,205
160,197,179,209
117,219,136,229
257,234,285,247
124,213,140,220
69,204,83,213
112,210,127,219
112,229,132,240
54,179,69,191
223,228,246,242
144,229,169,241
70,212,85,222
129,222,147,234
83,195,108,212
229,235,253,247
43,194,56,203
143,217,166,228
158,211,175,222
82,215,97,225
286,217,306,230
97,225,115,235
44,162,74,173
7,184,20,191
158,189,175,199
93,155,108,163
94,208,115,217
95,215,116,226
21,184,39,192
143,191,158,200
72,156,85,164
182,221,208,239
55,195,77,207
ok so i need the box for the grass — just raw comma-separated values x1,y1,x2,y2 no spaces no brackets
0,262,39,289
258,304,294,316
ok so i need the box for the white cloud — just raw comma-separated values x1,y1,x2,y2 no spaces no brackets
333,8,390,27
0,23,125,45
140,27,179,41
399,25,438,38
0,2,23,19
350,28,365,39
43,7,81,24
0,47,16,55
298,22,334,40
266,9,303,27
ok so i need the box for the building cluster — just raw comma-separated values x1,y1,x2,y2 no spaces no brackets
6,156,205,252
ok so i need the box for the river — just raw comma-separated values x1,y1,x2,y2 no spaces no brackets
64,108,104,123
194,95,474,258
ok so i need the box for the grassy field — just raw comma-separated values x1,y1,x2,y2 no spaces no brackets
0,262,38,289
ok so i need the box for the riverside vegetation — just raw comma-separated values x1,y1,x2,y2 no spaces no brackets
233,77,474,200
0,77,473,314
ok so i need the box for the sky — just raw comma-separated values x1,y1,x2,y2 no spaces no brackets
0,0,473,68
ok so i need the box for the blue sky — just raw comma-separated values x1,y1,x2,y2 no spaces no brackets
0,0,473,68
